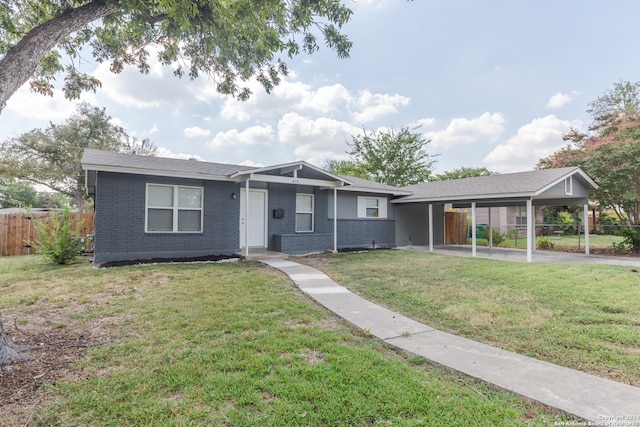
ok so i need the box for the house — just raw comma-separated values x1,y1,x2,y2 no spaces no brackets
81,149,598,264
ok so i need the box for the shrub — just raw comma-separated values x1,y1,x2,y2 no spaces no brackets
536,236,555,250
27,205,84,264
611,240,631,254
491,228,506,246
557,211,576,235
616,227,640,254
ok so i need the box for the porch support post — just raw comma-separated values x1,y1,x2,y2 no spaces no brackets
584,203,590,255
488,207,493,248
526,199,533,262
471,202,477,257
333,187,338,252
245,179,250,257
428,203,434,252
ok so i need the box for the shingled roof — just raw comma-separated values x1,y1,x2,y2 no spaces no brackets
395,167,598,203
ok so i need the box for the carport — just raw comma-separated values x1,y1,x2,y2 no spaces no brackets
392,167,599,262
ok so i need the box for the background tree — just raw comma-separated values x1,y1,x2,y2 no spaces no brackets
328,127,437,187
431,166,497,181
0,102,156,208
0,0,352,112
0,178,37,208
539,80,640,226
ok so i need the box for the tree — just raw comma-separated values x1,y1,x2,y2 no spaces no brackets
431,166,497,181
0,102,156,207
0,177,37,208
324,159,370,180
539,80,640,226
0,0,352,112
336,127,437,187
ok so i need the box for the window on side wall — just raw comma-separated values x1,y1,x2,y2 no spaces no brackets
564,176,573,195
146,184,203,232
357,196,387,218
515,206,527,229
296,193,314,232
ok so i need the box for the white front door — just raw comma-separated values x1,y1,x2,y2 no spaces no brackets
240,189,268,248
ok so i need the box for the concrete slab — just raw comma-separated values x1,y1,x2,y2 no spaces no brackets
261,258,640,423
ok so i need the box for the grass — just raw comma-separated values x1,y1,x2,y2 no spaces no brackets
471,233,623,252
306,250,640,387
0,256,574,426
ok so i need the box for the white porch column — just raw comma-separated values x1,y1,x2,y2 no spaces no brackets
584,203,590,255
488,207,493,248
526,199,533,262
245,179,250,257
471,202,477,257
333,187,338,252
428,203,434,252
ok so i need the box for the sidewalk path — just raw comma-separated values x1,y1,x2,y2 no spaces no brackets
261,259,640,424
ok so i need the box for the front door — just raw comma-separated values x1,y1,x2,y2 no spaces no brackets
239,189,268,248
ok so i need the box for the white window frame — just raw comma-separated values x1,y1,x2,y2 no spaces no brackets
515,206,527,229
295,193,314,233
145,183,203,233
357,196,388,219
564,176,573,195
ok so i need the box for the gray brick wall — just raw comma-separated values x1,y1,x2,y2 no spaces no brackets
94,172,240,263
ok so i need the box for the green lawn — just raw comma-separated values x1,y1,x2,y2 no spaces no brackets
0,256,573,426
301,250,640,388
472,233,623,252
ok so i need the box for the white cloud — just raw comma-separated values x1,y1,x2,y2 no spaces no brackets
411,117,437,128
483,115,579,173
145,124,159,135
277,112,361,165
183,126,211,138
4,84,96,122
546,92,573,109
426,112,506,149
304,84,352,113
208,125,274,148
155,147,206,160
351,90,410,123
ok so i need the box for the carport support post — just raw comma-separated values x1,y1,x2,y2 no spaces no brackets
428,203,433,252
333,187,338,252
471,202,477,257
584,203,590,255
526,199,533,262
245,179,250,258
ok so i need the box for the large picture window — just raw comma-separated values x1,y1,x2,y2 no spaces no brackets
296,193,314,232
146,184,203,232
357,196,387,218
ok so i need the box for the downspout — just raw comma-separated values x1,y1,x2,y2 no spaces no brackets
245,179,250,258
526,199,533,262
333,187,338,252
428,203,433,252
584,203,590,255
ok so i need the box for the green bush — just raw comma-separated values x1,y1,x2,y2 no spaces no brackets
616,227,640,254
491,228,506,245
557,211,576,235
27,205,84,264
536,236,555,250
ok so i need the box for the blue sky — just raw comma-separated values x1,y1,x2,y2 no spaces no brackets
1,0,639,175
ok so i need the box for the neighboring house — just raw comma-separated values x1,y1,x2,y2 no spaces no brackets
81,149,598,264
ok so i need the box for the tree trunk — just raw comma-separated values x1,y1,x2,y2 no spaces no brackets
0,0,119,112
0,312,33,365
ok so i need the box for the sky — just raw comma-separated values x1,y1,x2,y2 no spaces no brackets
1,0,640,175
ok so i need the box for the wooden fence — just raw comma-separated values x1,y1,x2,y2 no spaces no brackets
0,212,94,257
445,211,468,245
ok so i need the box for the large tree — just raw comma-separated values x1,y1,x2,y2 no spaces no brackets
0,0,352,112
0,102,156,207
539,81,640,225
431,166,497,181
328,127,437,187
0,177,37,208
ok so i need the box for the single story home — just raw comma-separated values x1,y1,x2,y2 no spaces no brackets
81,149,598,264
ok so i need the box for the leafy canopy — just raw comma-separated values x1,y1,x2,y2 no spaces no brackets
0,0,352,111
327,127,437,187
538,80,640,225
0,103,157,207
431,166,496,181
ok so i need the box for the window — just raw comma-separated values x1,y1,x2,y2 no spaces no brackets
564,176,573,195
357,197,387,218
515,206,527,228
146,184,203,232
296,193,314,232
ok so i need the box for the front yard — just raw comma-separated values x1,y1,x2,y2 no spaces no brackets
299,250,640,387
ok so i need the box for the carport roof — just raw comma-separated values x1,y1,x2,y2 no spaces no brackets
393,167,598,204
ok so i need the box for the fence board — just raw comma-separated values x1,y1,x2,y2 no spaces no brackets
0,212,94,257
445,211,468,245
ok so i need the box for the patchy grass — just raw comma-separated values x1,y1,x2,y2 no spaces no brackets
299,250,640,388
472,234,623,252
0,256,574,426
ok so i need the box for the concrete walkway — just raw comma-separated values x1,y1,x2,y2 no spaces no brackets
261,259,640,424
